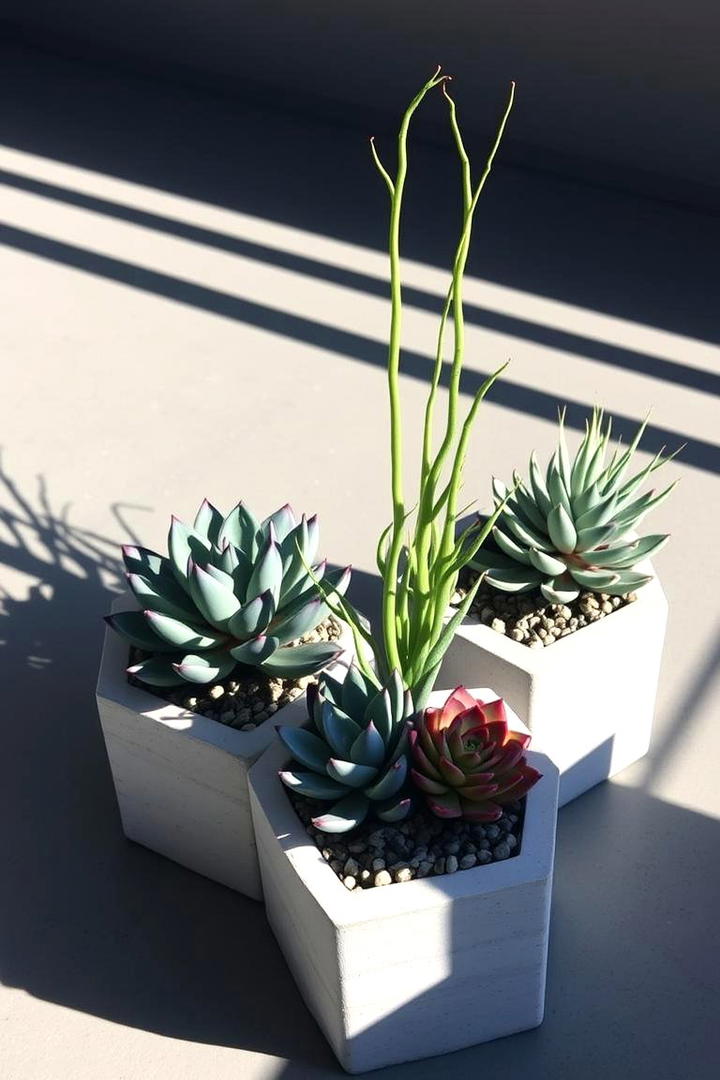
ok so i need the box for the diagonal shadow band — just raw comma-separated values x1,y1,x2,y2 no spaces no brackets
1,166,717,396
0,222,713,472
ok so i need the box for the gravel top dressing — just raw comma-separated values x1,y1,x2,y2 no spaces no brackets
128,616,342,729
456,570,636,648
290,792,525,890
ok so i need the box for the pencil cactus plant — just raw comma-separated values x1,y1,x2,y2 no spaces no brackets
471,409,677,603
309,68,516,709
410,687,542,821
106,499,350,686
278,667,414,833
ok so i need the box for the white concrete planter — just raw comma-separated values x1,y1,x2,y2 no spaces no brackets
438,564,667,807
248,689,559,1073
96,594,354,900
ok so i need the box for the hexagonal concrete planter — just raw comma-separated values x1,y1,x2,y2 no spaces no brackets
438,565,667,807
248,689,559,1073
96,595,354,900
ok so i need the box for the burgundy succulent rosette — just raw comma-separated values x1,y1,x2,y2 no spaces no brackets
409,687,542,821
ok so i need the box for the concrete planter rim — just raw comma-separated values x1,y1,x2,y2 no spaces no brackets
249,690,559,930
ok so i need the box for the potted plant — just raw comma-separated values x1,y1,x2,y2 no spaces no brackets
249,69,560,1071
439,409,677,805
96,498,353,899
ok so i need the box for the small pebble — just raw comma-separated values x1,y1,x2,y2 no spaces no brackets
209,685,225,700
240,722,256,732
372,858,386,872
493,842,511,861
434,857,446,875
459,853,477,869
446,855,459,874
394,867,413,883
490,618,506,634
343,876,356,890
374,870,392,887
343,857,359,877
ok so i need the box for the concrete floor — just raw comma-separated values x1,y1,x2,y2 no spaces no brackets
1,42,719,1080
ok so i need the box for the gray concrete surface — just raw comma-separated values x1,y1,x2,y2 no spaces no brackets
1,42,718,1080
3,3,720,206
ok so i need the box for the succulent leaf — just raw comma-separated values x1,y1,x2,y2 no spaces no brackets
107,499,347,688
172,650,237,683
473,409,676,598
412,687,542,821
127,656,185,686
278,668,414,834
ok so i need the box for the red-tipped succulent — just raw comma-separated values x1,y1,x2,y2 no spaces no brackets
409,687,542,821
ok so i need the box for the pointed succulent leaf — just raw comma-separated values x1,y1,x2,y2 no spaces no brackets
528,452,553,517
587,533,669,569
320,700,362,757
576,523,619,551
540,574,581,604
172,649,237,683
613,482,677,531
229,634,278,665
376,795,412,823
105,611,178,653
364,687,394,745
260,503,297,543
259,641,342,678
279,769,348,800
570,422,595,497
546,503,578,554
318,672,344,708
126,572,199,622
246,530,283,605
127,656,185,686
572,481,603,519
340,664,377,719
546,455,572,516
193,499,224,546
485,566,543,592
219,502,262,557
527,548,567,576
218,543,240,575
502,506,552,551
568,567,620,590
601,570,653,595
311,791,369,833
326,758,378,788
122,545,167,579
168,517,211,584
575,492,618,532
512,481,549,532
349,722,386,768
492,525,533,565
365,756,408,801
189,562,241,629
277,726,331,772
270,597,327,647
145,610,228,650
203,562,237,590
226,590,275,638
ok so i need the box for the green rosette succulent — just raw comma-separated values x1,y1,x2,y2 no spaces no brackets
471,409,677,603
106,499,350,686
278,667,414,833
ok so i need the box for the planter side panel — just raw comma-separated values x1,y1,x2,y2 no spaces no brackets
336,878,551,1072
99,696,259,896
251,787,343,1042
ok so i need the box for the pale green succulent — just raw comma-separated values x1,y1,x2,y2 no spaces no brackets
471,409,677,603
278,667,414,833
106,499,350,686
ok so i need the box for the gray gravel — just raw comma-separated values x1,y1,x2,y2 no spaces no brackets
454,574,635,648
128,616,342,728
290,795,525,890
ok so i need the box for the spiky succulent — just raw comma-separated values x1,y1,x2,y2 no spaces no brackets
278,667,414,833
410,687,542,821
471,409,677,603
106,499,350,686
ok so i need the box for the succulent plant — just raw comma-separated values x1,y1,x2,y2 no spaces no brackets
410,687,542,821
278,667,415,833
106,499,350,686
471,409,677,603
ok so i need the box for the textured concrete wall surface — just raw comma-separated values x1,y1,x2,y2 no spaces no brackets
3,2,719,204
